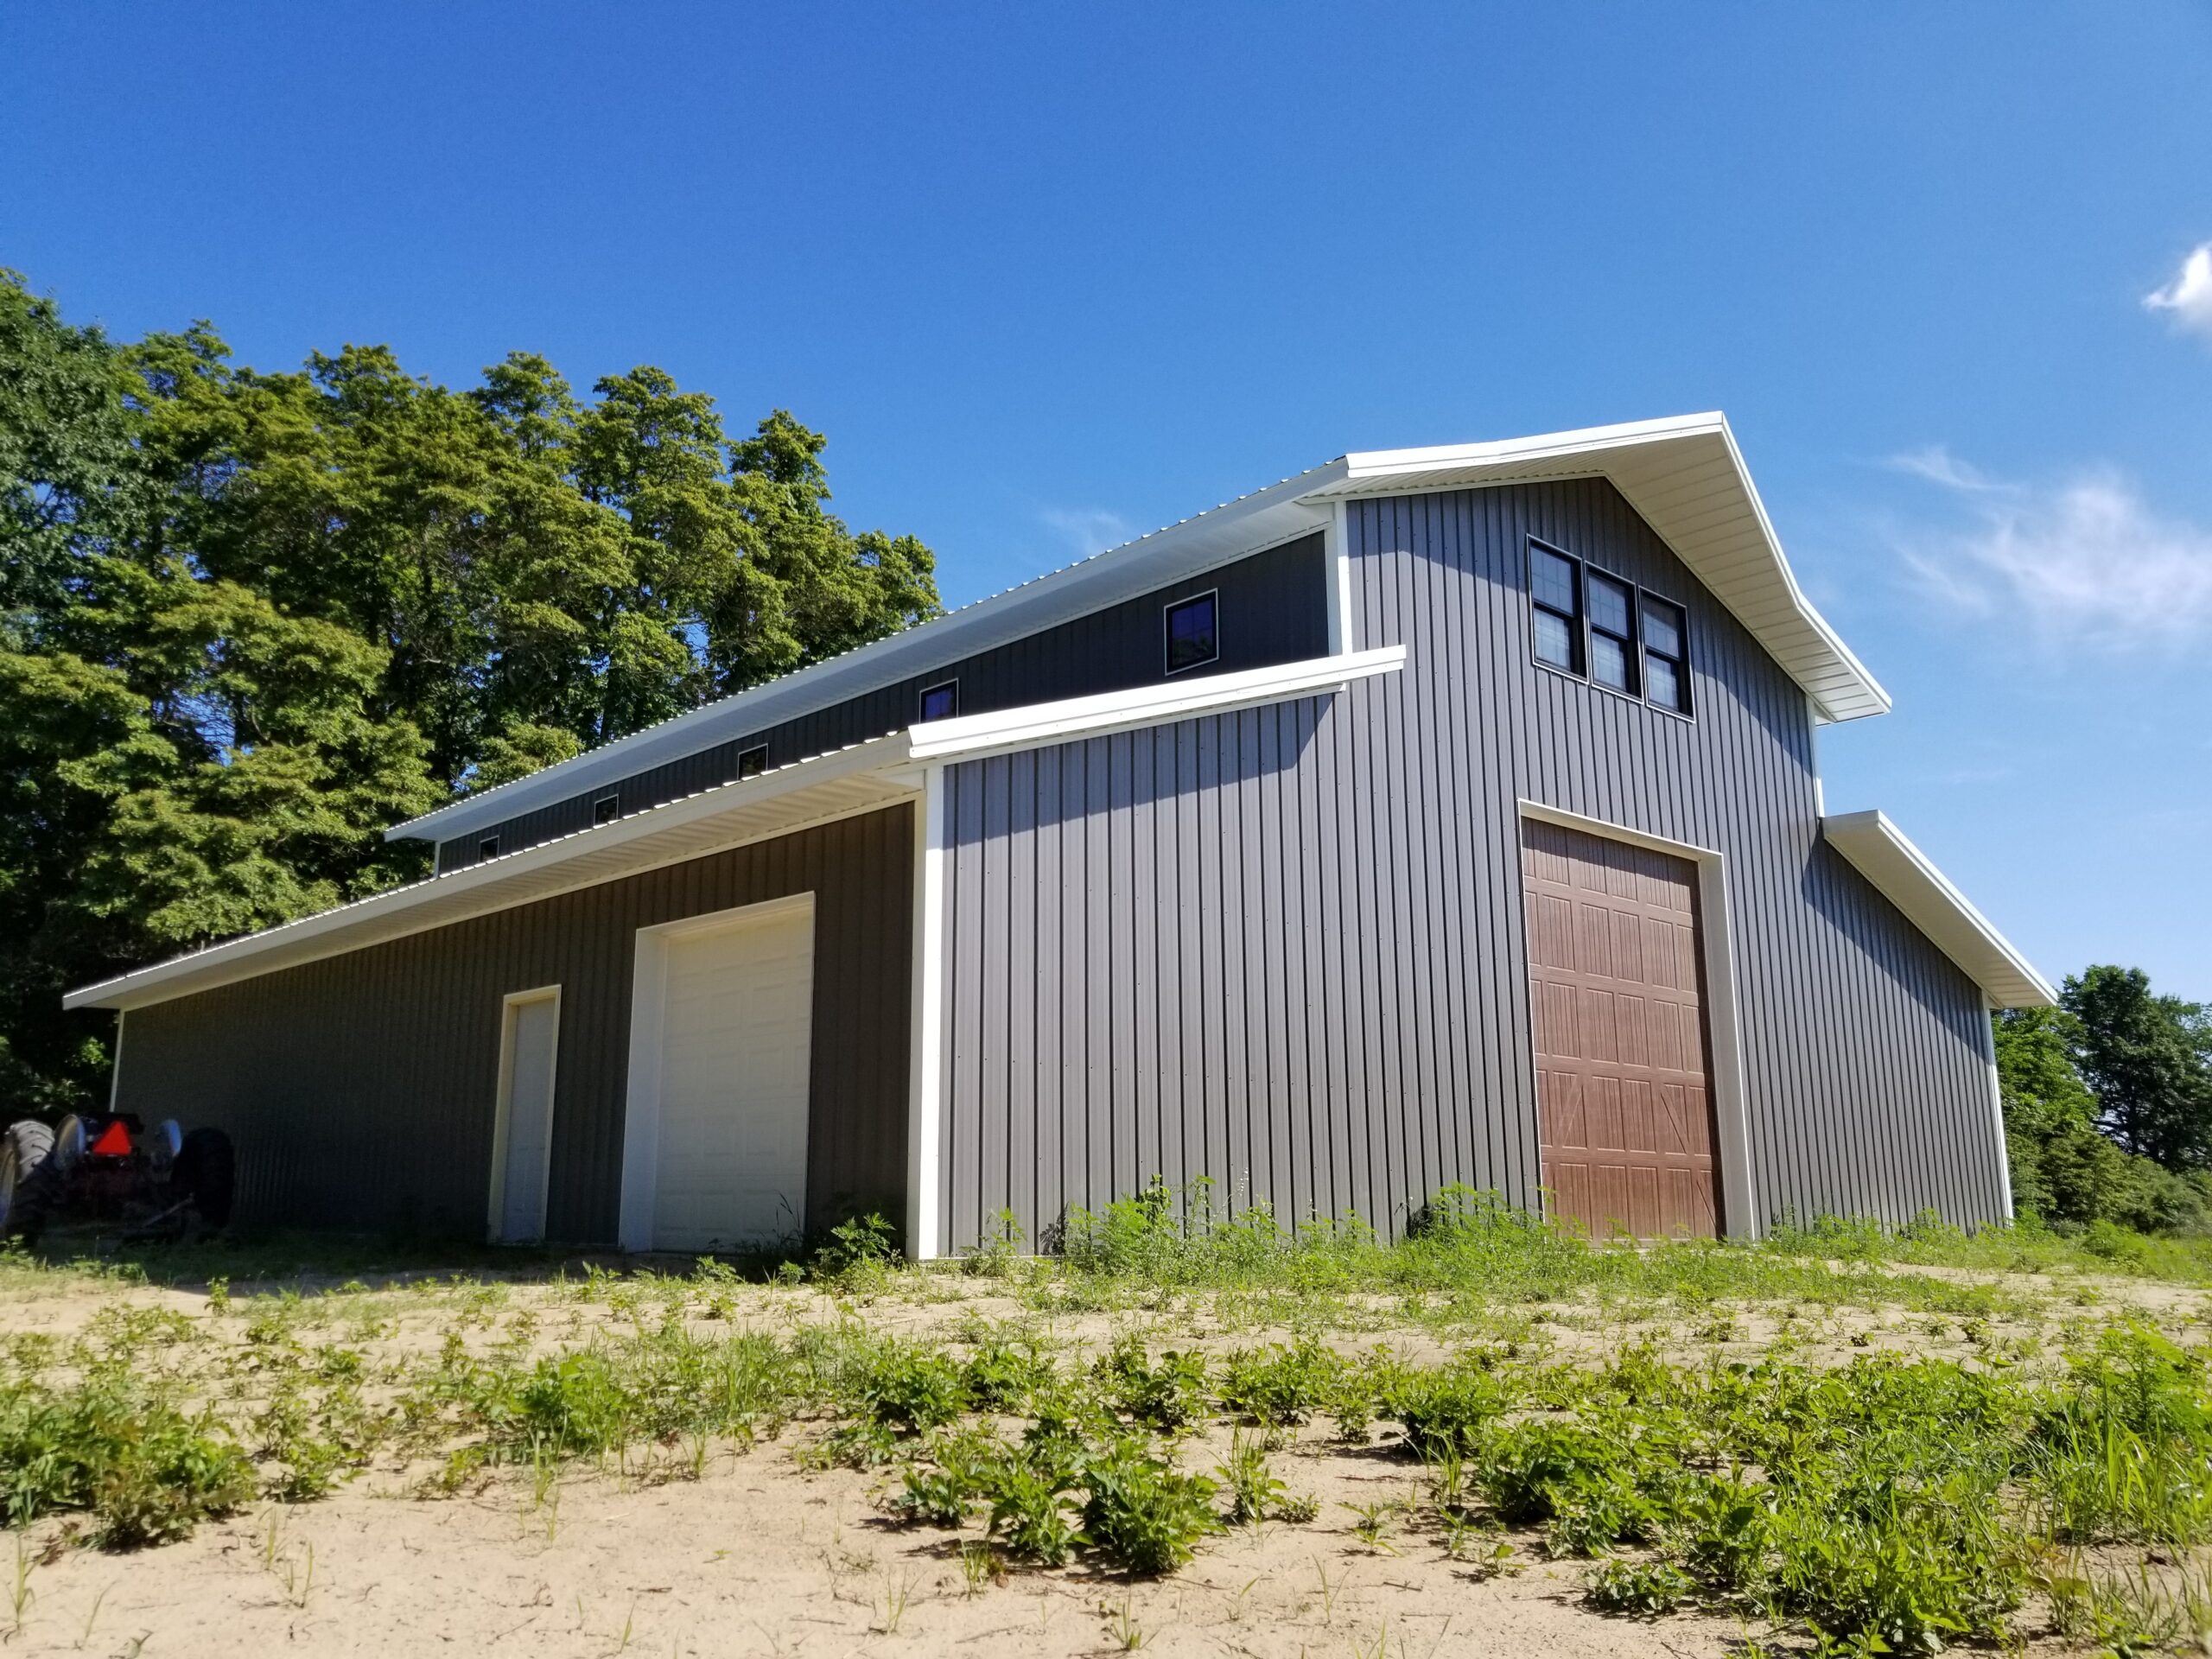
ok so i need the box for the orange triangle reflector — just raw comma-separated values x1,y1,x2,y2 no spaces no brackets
90,1121,133,1157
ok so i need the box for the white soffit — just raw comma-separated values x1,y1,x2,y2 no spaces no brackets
72,650,1394,1014
1821,810,2056,1008
1302,414,1891,724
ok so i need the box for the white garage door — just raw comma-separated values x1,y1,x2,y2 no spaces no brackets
649,901,816,1252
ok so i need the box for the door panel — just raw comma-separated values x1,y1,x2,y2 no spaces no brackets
494,994,559,1243
651,905,814,1252
1522,818,1719,1238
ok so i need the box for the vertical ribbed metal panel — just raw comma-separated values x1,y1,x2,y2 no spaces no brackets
440,534,1332,871
939,478,2004,1249
114,806,915,1244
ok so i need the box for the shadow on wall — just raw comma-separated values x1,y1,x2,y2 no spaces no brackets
1797,839,1987,1057
944,695,1327,846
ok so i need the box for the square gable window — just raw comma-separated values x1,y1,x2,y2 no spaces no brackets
477,835,501,861
918,680,959,722
736,745,768,779
592,792,620,825
1164,590,1218,675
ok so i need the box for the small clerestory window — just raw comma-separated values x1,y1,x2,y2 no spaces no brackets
736,745,768,779
917,680,959,722
478,835,501,861
592,792,620,825
1163,590,1219,675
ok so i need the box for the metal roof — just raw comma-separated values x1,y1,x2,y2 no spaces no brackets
380,412,1883,845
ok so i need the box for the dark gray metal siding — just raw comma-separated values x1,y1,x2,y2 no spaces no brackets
115,806,914,1243
439,534,1331,872
938,479,2003,1251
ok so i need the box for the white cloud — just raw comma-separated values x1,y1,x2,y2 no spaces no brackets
1039,505,1135,559
2145,243,2212,341
1897,461,2212,651
1887,445,2007,493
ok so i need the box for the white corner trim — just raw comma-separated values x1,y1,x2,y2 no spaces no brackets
906,768,947,1260
1516,800,1760,1241
905,646,1407,765
616,892,817,1253
486,985,562,1244
1981,995,2014,1222
1325,499,1355,655
1821,810,2056,1008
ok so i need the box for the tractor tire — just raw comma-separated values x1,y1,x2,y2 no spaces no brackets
1,1120,56,1240
51,1115,85,1171
172,1128,236,1230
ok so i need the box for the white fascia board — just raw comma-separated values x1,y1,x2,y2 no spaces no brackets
67,734,920,1013
385,463,1344,845
1821,810,2056,1008
904,646,1407,764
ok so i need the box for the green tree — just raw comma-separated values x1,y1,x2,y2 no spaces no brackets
0,270,939,1111
2063,965,2212,1170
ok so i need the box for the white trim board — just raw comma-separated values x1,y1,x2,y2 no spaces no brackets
1516,800,1761,1242
1821,810,2055,1008
905,766,948,1260
617,891,817,1254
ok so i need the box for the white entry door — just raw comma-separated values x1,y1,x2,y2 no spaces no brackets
641,899,816,1252
490,988,560,1243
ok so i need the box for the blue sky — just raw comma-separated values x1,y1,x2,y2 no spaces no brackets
4,3,2209,997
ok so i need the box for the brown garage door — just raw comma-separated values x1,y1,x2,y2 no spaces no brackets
1521,817,1720,1238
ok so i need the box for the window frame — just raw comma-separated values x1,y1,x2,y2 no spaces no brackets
1637,587,1694,720
1161,588,1221,677
1583,568,1641,699
735,744,769,780
591,791,620,826
1524,537,1694,721
477,834,501,862
1526,538,1586,677
916,678,960,722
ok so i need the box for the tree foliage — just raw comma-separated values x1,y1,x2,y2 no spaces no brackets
0,271,937,1110
1997,969,2212,1233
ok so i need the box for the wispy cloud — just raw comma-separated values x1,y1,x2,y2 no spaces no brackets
2145,243,2212,342
1893,457,2212,652
1039,505,1135,559
1887,445,2006,493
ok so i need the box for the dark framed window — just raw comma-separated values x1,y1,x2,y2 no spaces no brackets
736,745,768,779
592,792,620,826
1163,590,1219,675
477,835,500,861
917,680,959,722
1527,537,1692,718
1586,571,1638,695
1642,594,1690,714
1529,543,1582,671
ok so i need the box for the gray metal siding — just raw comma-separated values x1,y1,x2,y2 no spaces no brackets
439,534,1330,872
938,479,2003,1251
116,806,914,1243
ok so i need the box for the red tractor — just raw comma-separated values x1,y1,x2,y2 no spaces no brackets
0,1115,235,1243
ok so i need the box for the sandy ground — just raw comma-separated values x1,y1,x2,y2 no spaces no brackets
3,1254,2203,1658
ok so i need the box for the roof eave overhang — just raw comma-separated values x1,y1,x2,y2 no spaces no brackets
70,647,1406,1014
384,461,1348,846
1821,810,2056,1008
1298,413,1891,724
